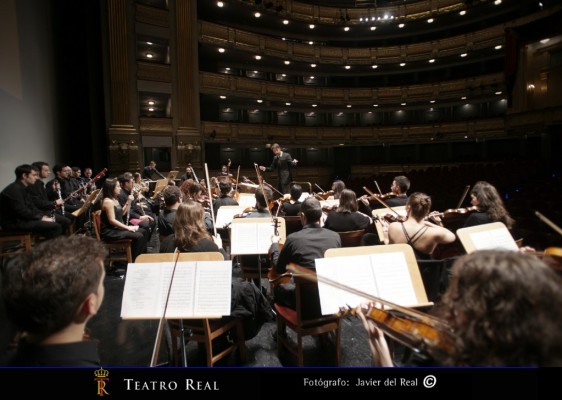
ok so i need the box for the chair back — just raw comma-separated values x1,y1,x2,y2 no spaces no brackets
283,215,303,237
337,229,365,248
92,211,102,240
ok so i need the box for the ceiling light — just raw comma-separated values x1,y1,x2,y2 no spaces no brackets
372,65,378,69
225,67,230,70
347,105,352,108
146,41,153,45
495,45,502,50
148,101,155,105
148,108,154,112
370,26,376,31
495,91,502,95
309,24,315,29
146,53,153,58
253,70,259,73
254,12,261,18
427,18,434,23
283,20,289,25
398,23,405,28
218,48,225,53
494,0,502,5
344,27,350,31
284,60,290,65
311,63,316,68
309,41,314,45
312,104,317,107
460,10,466,16
286,102,291,106
401,103,406,106
220,96,226,99
461,96,467,100
310,76,315,79
255,55,261,60
345,65,351,69
281,73,286,77
460,53,467,57
373,104,378,107
400,62,406,66
257,99,263,103
429,59,435,63
540,38,550,44
429,100,435,103
217,1,224,7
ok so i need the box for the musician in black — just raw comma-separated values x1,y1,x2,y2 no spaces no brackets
28,162,71,234
278,184,303,216
142,161,165,180
259,143,298,195
212,179,238,218
384,175,410,207
0,164,62,238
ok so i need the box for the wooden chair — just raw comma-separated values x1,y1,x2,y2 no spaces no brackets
0,229,32,265
337,229,365,248
283,215,303,237
92,211,132,267
274,270,341,366
135,252,246,367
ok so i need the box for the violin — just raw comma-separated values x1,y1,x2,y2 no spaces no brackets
233,207,256,219
432,206,479,219
315,190,334,201
345,304,453,362
380,213,407,223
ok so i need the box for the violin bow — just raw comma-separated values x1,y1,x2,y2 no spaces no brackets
150,248,181,367
204,163,218,237
235,165,241,193
535,211,562,237
315,183,326,193
363,186,401,218
373,180,383,196
456,185,471,209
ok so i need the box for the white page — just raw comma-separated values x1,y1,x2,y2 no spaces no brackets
121,261,232,319
469,228,518,251
298,192,310,202
369,252,418,307
230,220,276,254
256,222,276,253
237,193,256,209
316,255,379,315
192,261,232,317
215,206,245,228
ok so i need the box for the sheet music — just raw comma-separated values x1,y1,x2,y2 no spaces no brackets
469,228,518,251
237,193,256,209
315,252,419,315
121,261,232,319
215,206,245,228
298,192,310,202
230,220,276,255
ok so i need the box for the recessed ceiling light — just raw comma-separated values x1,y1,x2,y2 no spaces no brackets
309,24,315,29
283,20,289,25
347,105,352,108
540,38,550,44
254,12,261,18
310,76,315,79
494,0,502,5
370,26,376,31
225,67,230,71
311,64,317,68
148,108,154,112
281,74,286,77
255,55,261,60
253,70,259,73
429,59,435,63
217,1,224,7
309,41,314,45
460,53,468,57
461,96,467,100
312,104,317,107
372,65,378,69
495,91,502,95
400,62,406,66
459,10,466,16
429,100,435,103
218,48,225,53
495,45,502,50
344,27,350,31
148,101,155,105
286,102,291,106
398,23,405,28
146,41,153,45
373,104,378,107
146,53,153,58
345,65,351,69
427,18,434,23
284,60,290,65
257,99,263,103
401,102,406,106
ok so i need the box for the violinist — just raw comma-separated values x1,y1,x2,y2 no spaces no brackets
278,184,303,216
359,250,562,366
159,201,228,260
212,179,239,218
157,185,182,237
185,180,215,235
323,189,373,233
463,181,514,229
384,175,410,207
269,197,341,309
245,187,273,219
387,193,455,260
331,180,346,200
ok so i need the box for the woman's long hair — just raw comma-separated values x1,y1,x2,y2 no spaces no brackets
172,200,211,249
436,250,562,366
336,189,358,213
472,181,514,228
102,178,118,200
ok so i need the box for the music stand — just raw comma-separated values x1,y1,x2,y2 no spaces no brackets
71,189,101,236
166,170,179,180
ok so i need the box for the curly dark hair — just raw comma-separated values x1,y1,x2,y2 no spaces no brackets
435,250,562,366
471,181,514,228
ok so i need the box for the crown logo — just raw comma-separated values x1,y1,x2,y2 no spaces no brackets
94,367,109,378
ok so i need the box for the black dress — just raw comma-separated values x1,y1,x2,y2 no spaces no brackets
100,203,147,261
